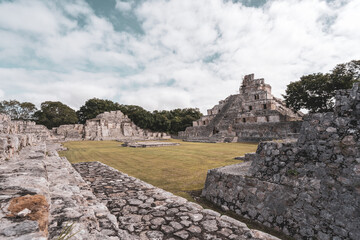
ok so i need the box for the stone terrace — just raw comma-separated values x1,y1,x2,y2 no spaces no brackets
202,83,360,239
0,127,279,239
73,161,279,240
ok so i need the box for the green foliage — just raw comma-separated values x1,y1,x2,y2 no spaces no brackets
34,101,78,129
0,100,37,120
284,60,360,113
76,98,121,124
118,105,154,130
56,222,79,240
78,98,203,134
287,169,299,177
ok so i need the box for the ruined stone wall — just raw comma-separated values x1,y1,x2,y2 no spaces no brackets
181,74,303,142
0,142,130,239
0,114,51,160
0,114,51,140
52,110,169,141
0,115,128,239
52,124,84,141
229,121,302,142
0,114,279,240
180,121,302,142
202,83,360,239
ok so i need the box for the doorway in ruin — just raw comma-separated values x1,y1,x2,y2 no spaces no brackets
213,127,219,135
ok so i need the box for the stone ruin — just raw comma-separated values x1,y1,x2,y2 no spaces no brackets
0,114,51,160
202,83,360,239
1,82,359,239
122,141,180,148
0,110,278,239
179,74,303,142
52,110,169,141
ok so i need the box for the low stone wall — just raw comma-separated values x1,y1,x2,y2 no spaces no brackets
230,121,302,142
202,83,360,239
52,124,84,141
179,122,302,142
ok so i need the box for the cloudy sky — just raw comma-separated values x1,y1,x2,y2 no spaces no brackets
0,0,359,113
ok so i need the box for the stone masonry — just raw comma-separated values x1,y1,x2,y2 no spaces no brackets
0,142,128,239
202,83,360,239
73,161,279,240
0,114,51,161
52,110,169,141
1,113,278,239
179,74,303,142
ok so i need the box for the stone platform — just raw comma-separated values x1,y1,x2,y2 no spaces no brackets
73,161,279,240
0,143,129,240
122,141,180,148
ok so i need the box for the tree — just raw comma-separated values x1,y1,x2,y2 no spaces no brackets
76,97,202,134
77,98,121,124
34,101,78,129
0,100,37,120
283,60,360,113
152,111,171,132
119,105,154,130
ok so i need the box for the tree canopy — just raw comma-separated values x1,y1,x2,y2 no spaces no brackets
77,99,203,134
34,101,78,129
76,98,121,124
0,100,37,120
0,97,202,134
283,60,360,113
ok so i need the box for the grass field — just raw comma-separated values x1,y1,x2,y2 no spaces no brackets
60,139,258,200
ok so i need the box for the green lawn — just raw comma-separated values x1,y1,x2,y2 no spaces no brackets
60,139,258,200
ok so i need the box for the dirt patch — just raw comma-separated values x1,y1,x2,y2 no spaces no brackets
7,194,49,235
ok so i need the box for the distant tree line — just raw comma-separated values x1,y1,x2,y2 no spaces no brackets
0,98,202,134
76,98,202,134
1,60,358,131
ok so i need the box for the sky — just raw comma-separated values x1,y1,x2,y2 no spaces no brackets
0,0,359,114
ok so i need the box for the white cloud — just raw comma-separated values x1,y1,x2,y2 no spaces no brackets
0,0,359,114
0,0,74,35
115,0,134,12
121,87,192,111
0,68,118,110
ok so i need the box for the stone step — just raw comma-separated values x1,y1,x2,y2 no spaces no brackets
73,161,280,240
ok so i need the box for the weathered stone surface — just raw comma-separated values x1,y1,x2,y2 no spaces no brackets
0,139,131,239
52,110,170,142
179,74,303,142
0,111,282,240
7,195,49,234
73,161,279,240
202,83,360,239
122,141,180,148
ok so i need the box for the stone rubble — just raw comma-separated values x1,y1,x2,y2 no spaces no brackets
202,83,360,239
73,161,280,240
